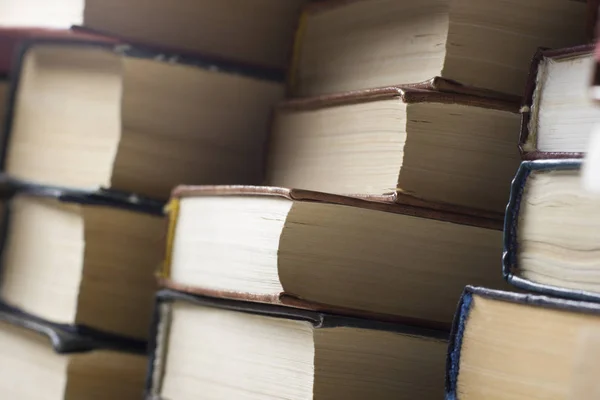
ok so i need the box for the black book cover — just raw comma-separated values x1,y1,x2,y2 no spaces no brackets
0,174,164,344
145,289,449,399
0,299,146,354
502,159,597,301
445,285,600,400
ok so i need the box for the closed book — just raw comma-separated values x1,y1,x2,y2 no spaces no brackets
0,301,147,399
0,175,165,340
267,87,521,214
446,286,600,400
160,185,509,327
147,289,448,400
1,0,308,69
519,45,595,159
290,0,587,97
503,159,600,302
3,37,283,200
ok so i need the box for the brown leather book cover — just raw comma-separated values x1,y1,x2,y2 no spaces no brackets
171,185,503,227
158,184,502,330
272,88,519,218
278,84,520,113
520,44,594,160
0,27,116,76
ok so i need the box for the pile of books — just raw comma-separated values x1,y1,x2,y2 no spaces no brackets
0,0,597,399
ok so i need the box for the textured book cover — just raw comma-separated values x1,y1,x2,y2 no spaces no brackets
158,184,506,328
446,285,600,400
502,159,600,301
0,175,165,339
519,45,594,159
146,289,449,400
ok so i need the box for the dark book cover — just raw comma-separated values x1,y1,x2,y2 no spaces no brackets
502,159,598,301
145,289,449,400
445,285,600,400
0,299,146,355
0,175,164,341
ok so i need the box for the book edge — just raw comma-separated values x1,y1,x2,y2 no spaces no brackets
468,285,600,314
1,37,284,185
169,185,502,229
445,285,600,399
280,80,520,112
444,289,473,400
155,289,448,337
503,159,600,302
520,45,594,157
0,174,165,215
159,278,452,332
0,301,147,354
71,25,285,82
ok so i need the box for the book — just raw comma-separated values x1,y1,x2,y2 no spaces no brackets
160,185,509,327
0,302,147,399
3,37,284,200
147,289,448,400
290,0,587,97
503,159,600,302
1,0,308,69
0,176,165,340
520,45,595,159
267,87,521,214
446,286,600,400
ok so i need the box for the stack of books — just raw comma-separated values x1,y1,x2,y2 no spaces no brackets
0,0,596,399
0,1,303,398
447,34,600,398
145,1,587,400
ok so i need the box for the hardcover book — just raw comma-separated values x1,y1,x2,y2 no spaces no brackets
503,159,600,302
267,87,521,214
3,37,283,200
0,302,147,399
160,185,509,327
290,0,587,97
446,286,600,400
1,0,308,69
520,45,595,158
0,176,165,340
147,289,448,400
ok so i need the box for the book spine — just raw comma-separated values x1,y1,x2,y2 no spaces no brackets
144,301,172,400
519,48,545,157
520,47,589,160
502,159,600,302
0,302,147,354
444,289,474,400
